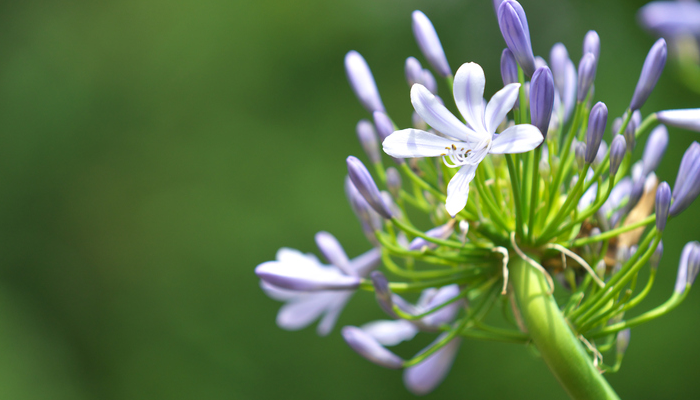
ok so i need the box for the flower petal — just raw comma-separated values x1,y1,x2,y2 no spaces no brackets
276,292,338,331
255,260,360,291
485,82,521,133
316,291,354,336
383,129,465,159
411,84,480,142
453,62,488,133
403,336,461,396
361,320,419,346
260,281,304,302
445,164,477,217
489,124,543,154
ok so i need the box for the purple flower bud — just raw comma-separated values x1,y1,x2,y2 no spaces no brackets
594,139,607,166
345,176,382,243
500,48,518,85
409,222,455,251
373,111,394,142
403,335,461,395
370,271,396,317
530,66,555,139
497,0,536,77
575,141,587,170
624,110,641,152
616,329,631,355
642,125,669,176
405,57,423,87
609,134,627,176
550,43,578,123
577,53,597,102
657,109,700,132
675,242,700,294
356,120,380,164
421,69,438,94
585,102,608,164
583,30,600,63
345,51,385,113
342,326,405,369
315,231,352,274
630,39,667,111
670,142,700,216
412,11,452,77
347,156,393,219
651,240,663,270
386,167,402,198
655,182,671,231
638,1,700,38
255,259,361,291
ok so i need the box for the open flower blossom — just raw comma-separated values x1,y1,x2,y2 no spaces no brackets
258,245,380,336
382,62,543,217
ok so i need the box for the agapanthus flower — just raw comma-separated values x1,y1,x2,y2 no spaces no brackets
382,62,543,216
257,243,380,336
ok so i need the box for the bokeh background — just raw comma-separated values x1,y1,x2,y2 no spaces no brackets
0,0,697,398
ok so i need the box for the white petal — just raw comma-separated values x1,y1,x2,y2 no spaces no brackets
260,281,304,302
276,292,338,331
383,129,466,159
489,124,543,154
361,320,419,346
255,260,359,291
276,247,320,266
410,84,480,142
316,292,354,336
485,83,520,133
403,336,461,396
445,164,477,217
453,62,487,133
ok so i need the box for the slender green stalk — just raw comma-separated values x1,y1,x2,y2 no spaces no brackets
510,256,620,400
506,155,525,239
569,215,656,247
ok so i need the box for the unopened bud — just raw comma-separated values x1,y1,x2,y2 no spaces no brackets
655,182,671,231
497,0,536,77
347,156,393,219
412,11,452,77
345,51,385,113
585,102,608,164
630,38,667,111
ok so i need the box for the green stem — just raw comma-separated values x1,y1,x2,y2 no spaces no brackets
510,256,619,400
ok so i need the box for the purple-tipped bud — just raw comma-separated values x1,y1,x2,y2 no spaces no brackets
670,142,700,216
345,176,382,236
421,69,438,94
356,120,380,164
577,53,597,102
655,182,671,231
345,51,385,113
315,231,352,274
370,271,395,317
404,335,461,395
616,329,631,355
408,222,455,251
630,39,667,111
405,57,423,87
412,11,452,77
386,167,402,198
675,242,700,293
610,134,627,176
585,102,608,164
550,43,578,123
651,240,663,270
500,48,519,85
657,109,700,132
497,0,536,77
624,110,641,152
642,125,669,176
342,326,404,369
373,111,394,142
583,30,601,63
530,66,555,139
255,260,361,291
347,156,393,219
575,141,587,171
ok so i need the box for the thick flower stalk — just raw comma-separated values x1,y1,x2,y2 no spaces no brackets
256,2,700,398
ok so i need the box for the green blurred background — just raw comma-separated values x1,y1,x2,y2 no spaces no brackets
0,0,697,398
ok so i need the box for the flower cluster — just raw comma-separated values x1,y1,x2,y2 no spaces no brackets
256,1,700,396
